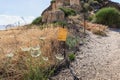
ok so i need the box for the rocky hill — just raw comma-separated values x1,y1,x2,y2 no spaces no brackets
41,0,82,23
40,0,120,24
103,1,120,11
39,1,120,80
39,1,120,79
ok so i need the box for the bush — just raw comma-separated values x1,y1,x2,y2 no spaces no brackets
24,67,48,80
24,66,55,80
59,7,76,17
32,17,42,25
95,7,120,27
51,0,55,3
53,21,67,27
88,14,95,21
66,36,79,49
68,53,75,61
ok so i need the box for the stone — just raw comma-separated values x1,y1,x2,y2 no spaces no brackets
52,0,64,11
52,2,57,11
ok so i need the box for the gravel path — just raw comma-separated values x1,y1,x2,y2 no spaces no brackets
52,29,120,80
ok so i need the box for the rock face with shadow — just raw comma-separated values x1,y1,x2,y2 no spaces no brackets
42,10,65,23
103,1,120,11
41,0,81,23
41,0,120,23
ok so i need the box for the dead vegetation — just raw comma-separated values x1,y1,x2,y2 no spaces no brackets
0,25,64,80
81,21,108,36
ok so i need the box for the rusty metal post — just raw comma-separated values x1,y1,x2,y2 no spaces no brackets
83,13,86,38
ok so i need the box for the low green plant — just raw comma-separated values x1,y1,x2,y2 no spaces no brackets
32,16,42,25
88,14,95,21
68,53,75,61
84,3,93,11
23,57,53,80
59,7,76,17
95,7,120,27
53,21,67,27
22,45,53,80
24,60,56,80
66,36,79,49
24,67,47,80
51,0,55,3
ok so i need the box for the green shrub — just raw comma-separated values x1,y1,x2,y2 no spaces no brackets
95,7,120,27
88,0,99,4
51,0,55,3
24,66,55,80
88,14,95,21
68,53,75,61
53,21,67,27
66,36,79,49
32,17,42,25
59,7,76,17
24,67,48,80
83,3,92,11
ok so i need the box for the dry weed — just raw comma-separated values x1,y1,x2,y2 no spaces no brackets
0,25,62,80
81,21,108,36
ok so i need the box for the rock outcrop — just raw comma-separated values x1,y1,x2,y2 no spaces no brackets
42,0,81,23
42,10,65,23
103,1,120,11
41,0,120,23
70,0,80,5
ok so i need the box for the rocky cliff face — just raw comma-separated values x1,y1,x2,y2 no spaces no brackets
42,10,65,23
70,0,80,5
103,1,120,11
41,0,120,23
42,0,81,23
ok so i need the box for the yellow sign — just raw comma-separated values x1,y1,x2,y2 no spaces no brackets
58,27,68,41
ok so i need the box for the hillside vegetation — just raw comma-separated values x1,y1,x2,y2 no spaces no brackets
94,7,120,28
0,25,64,80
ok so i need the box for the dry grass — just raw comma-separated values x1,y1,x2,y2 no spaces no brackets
0,25,62,80
0,26,58,53
81,21,108,36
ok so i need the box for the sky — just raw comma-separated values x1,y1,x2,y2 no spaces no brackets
0,0,51,17
0,0,51,25
0,0,119,25
0,0,119,17
112,0,120,3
